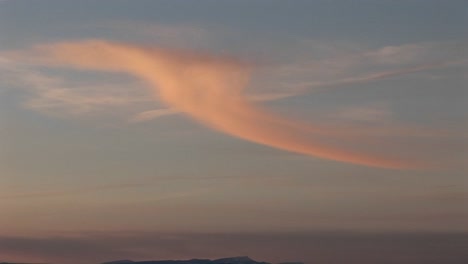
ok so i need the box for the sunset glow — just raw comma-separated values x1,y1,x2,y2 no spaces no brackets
1,1,467,263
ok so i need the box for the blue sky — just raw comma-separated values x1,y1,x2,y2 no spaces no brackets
0,1,467,263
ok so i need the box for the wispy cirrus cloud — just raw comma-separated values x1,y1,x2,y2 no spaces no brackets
5,39,428,169
286,59,465,94
3,35,465,123
1,56,152,118
2,36,465,168
129,91,303,123
129,108,180,123
328,103,393,123
0,174,252,200
0,183,207,202
265,40,467,96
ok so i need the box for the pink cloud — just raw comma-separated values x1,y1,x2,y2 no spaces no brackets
6,40,427,169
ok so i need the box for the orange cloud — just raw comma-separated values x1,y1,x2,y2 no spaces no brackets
13,40,421,169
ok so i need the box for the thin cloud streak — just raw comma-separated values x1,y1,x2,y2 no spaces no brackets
268,40,467,98
290,60,466,93
0,56,152,117
130,92,302,122
0,175,283,200
8,40,424,169
130,108,180,123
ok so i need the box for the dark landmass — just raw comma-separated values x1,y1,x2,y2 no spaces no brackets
1,263,47,264
102,256,287,264
0,256,302,264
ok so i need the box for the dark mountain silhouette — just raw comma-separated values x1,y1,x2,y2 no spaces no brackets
101,261,134,264
0,256,302,264
102,256,273,264
1,263,46,264
1,263,47,264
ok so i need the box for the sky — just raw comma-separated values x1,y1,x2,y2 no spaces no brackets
0,0,467,263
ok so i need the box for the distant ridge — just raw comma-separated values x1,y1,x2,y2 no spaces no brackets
0,263,47,264
0,256,301,264
101,261,134,264
213,257,257,264
102,256,271,264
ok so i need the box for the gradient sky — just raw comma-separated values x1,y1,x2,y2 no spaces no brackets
0,1,467,263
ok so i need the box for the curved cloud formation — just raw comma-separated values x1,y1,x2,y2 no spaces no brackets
16,40,419,169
